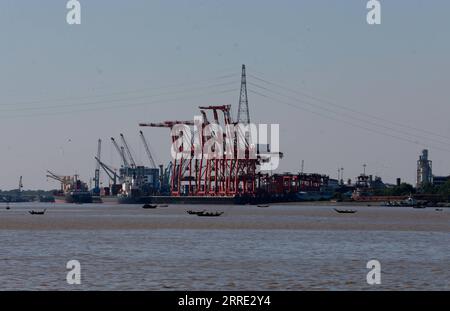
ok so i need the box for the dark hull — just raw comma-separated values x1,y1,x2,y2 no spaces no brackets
117,192,333,205
334,208,357,214
118,195,235,205
55,192,93,204
117,193,296,205
66,192,93,204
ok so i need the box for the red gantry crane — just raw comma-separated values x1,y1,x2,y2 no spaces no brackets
139,120,194,196
139,106,258,198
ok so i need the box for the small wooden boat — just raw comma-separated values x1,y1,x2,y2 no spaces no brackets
187,210,205,215
334,208,357,214
142,204,157,209
257,204,270,208
29,209,46,215
435,208,444,212
197,211,224,217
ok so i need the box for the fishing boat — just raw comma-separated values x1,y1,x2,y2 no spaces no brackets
187,210,206,215
257,204,270,208
334,208,357,214
29,209,46,215
384,195,419,207
197,211,224,217
142,204,157,209
404,196,421,208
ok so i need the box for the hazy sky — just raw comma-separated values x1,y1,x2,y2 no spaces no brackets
1,0,450,190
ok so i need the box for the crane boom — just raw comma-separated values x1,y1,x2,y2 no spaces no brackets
95,157,119,185
139,120,195,128
120,133,136,168
139,131,157,169
111,137,129,167
46,170,65,183
46,170,72,193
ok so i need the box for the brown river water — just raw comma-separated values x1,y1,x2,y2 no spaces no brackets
0,203,449,290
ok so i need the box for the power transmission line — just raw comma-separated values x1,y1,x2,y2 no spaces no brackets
247,80,450,149
0,71,239,107
0,88,237,120
0,81,237,113
248,88,450,153
248,71,450,142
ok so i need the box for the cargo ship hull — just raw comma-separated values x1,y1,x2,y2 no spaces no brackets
117,195,235,205
54,192,93,204
116,193,326,205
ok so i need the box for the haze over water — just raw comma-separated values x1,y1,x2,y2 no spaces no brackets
1,203,449,290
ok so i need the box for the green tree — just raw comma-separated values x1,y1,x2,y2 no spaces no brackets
385,183,415,196
420,182,438,194
437,180,450,197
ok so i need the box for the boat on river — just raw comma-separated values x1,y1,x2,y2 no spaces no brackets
334,208,357,214
197,211,224,217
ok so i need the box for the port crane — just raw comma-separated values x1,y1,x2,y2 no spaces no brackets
93,139,102,195
12,176,25,201
140,120,195,196
46,170,66,184
18,176,23,194
139,130,157,169
111,137,129,168
94,157,119,186
136,65,261,198
46,170,73,192
120,133,136,168
139,105,258,197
